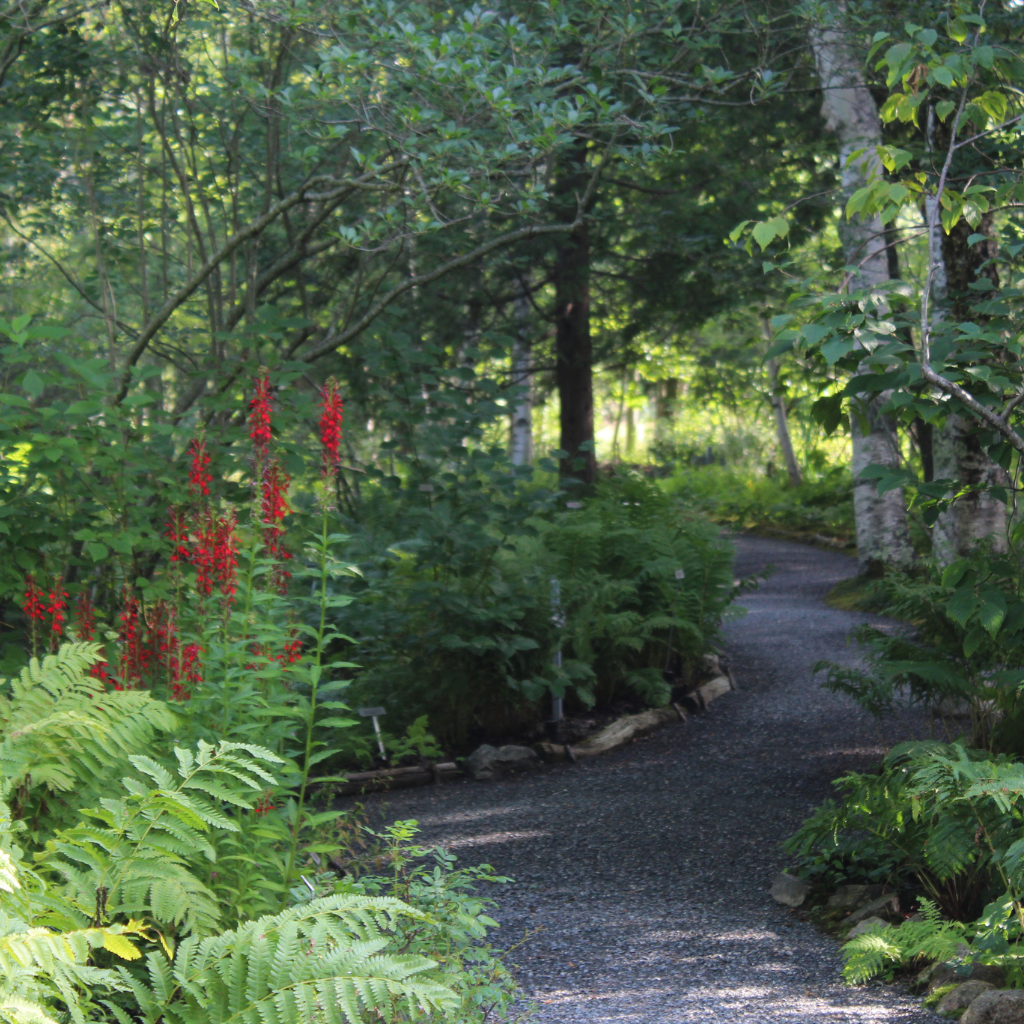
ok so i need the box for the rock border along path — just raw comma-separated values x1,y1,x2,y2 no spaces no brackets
360,536,943,1022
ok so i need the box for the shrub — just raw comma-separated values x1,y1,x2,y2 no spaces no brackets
788,741,1024,983
333,474,737,746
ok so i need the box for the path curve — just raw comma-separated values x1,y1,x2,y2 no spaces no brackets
361,536,942,1023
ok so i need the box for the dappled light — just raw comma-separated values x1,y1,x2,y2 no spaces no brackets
2,0,1024,1020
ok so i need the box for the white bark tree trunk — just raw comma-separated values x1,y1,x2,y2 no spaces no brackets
510,293,533,466
932,414,1009,564
810,2,914,573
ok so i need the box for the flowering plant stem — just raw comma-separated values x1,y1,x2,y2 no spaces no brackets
283,487,331,887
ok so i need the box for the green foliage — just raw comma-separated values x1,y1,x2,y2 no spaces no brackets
42,740,282,938
0,644,176,826
841,899,966,984
335,474,735,744
1,749,514,1023
815,554,1024,752
532,476,736,708
665,465,855,546
119,894,458,1024
337,820,519,1024
790,740,1024,988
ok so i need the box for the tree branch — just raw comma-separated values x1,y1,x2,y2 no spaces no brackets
921,365,1024,457
300,222,579,364
113,164,408,402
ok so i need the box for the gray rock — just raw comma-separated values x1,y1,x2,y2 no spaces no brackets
769,872,809,907
937,981,996,1015
494,744,538,768
828,883,884,908
845,892,900,926
846,916,890,940
702,652,722,676
698,675,733,707
464,743,537,780
917,960,1006,995
961,990,1024,1024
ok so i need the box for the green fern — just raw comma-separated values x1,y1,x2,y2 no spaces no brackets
41,740,282,937
842,899,966,984
0,797,148,1024
118,894,458,1024
0,643,176,814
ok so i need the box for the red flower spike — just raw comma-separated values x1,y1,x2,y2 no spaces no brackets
187,438,212,500
73,592,97,642
213,513,238,602
176,642,202,699
117,590,144,689
258,460,292,594
249,371,273,459
46,577,69,649
165,506,190,563
23,574,46,622
191,510,215,599
318,378,344,477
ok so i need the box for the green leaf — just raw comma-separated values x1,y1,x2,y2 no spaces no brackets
964,623,986,658
22,370,44,397
978,592,1007,637
821,337,856,365
728,220,750,243
946,587,979,628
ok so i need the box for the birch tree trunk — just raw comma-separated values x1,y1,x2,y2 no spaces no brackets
510,293,534,467
768,358,803,487
810,2,914,573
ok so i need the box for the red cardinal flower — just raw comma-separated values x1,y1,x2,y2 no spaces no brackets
318,378,344,478
117,590,143,689
187,437,212,500
73,592,97,641
175,642,202,700
165,506,190,563
46,577,68,650
23,574,46,623
249,370,273,459
212,513,238,602
190,511,238,603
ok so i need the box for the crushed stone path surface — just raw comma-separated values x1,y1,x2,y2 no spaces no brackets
360,536,942,1022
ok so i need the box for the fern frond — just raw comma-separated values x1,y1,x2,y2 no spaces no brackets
121,894,457,1024
841,899,966,984
0,644,176,809
40,741,285,937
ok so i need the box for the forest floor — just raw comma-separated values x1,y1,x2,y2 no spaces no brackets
359,536,943,1022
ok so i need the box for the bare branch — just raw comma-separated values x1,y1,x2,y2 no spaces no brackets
921,365,1024,456
301,221,579,364
113,164,408,402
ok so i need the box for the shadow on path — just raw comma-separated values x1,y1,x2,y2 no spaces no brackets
360,536,941,1023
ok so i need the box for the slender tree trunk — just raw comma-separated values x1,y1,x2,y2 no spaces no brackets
552,140,596,484
768,358,802,487
810,2,914,573
931,210,1008,563
510,293,533,466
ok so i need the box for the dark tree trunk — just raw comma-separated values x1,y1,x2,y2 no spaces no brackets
910,418,934,483
932,210,1008,564
552,141,596,484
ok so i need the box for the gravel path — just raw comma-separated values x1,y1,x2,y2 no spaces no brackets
361,535,942,1022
